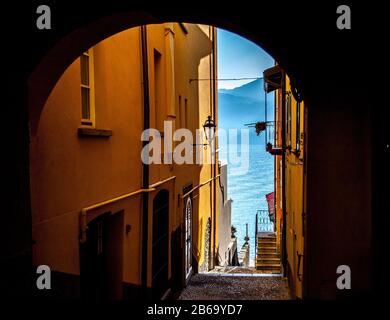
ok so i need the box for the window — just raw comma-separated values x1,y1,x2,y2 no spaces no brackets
286,92,292,148
295,101,301,152
184,98,188,128
178,95,187,128
178,95,182,128
80,49,95,126
154,49,162,131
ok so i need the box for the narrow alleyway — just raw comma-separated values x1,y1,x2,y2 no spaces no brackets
178,272,291,300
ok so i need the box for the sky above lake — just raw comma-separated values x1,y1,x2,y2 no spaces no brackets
217,28,275,90
217,28,276,263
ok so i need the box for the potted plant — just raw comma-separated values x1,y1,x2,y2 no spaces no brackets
255,121,266,135
231,225,237,238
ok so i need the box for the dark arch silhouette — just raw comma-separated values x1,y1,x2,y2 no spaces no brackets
28,6,314,135
3,2,383,299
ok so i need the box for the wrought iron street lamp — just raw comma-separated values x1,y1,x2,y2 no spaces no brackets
192,115,216,148
203,115,216,144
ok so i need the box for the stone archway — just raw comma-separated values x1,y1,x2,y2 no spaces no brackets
3,2,378,299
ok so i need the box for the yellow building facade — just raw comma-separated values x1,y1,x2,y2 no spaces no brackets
284,75,306,299
29,23,220,299
265,66,307,299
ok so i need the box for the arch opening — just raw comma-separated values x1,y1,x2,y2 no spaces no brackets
28,19,306,300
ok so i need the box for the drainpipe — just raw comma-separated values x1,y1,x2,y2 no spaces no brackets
273,78,277,234
302,105,308,297
140,25,150,297
207,25,213,270
281,71,287,277
211,27,217,270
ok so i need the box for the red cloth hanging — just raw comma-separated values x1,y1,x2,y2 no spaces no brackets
266,192,275,221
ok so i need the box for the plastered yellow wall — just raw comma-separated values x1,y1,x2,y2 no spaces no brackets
284,75,306,299
30,23,218,294
30,28,144,284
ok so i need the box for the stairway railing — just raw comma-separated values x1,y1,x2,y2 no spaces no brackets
255,213,258,255
255,210,275,265
256,209,274,234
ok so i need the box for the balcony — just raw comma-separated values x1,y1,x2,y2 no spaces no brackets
264,121,283,155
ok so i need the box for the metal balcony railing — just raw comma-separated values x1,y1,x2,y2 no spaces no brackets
264,121,282,148
255,209,275,253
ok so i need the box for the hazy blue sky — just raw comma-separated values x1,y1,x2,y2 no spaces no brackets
217,28,275,90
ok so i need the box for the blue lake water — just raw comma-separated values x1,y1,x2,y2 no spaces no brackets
219,140,274,265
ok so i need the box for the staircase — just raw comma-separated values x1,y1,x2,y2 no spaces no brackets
256,232,281,274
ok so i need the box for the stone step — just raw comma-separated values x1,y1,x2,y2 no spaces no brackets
257,261,280,266
257,249,279,254
257,246,277,251
256,258,280,264
256,255,280,262
256,270,281,275
257,232,276,238
257,237,276,242
257,243,277,247
258,252,277,257
256,269,281,273
256,263,281,273
257,241,276,245
256,265,281,269
254,269,282,274
258,249,277,254
257,237,276,241
257,255,280,259
257,242,277,247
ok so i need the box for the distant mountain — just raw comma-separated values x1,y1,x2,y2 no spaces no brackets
219,78,265,101
218,79,274,144
218,93,265,129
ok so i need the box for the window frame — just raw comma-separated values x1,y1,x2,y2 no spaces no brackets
80,49,95,127
184,98,188,129
178,95,182,128
295,100,301,153
286,92,292,148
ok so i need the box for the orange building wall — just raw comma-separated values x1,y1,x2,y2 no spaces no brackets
274,87,283,254
30,28,144,283
272,72,306,298
284,75,305,299
30,23,218,296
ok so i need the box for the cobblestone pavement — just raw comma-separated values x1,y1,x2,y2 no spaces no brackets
206,266,279,275
178,273,291,300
